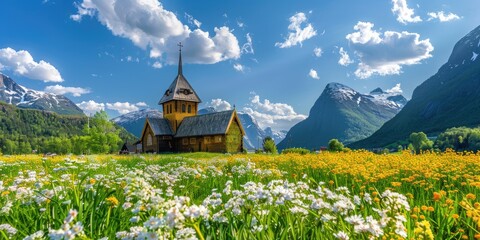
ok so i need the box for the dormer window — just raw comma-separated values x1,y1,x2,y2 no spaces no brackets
178,88,192,95
165,89,171,96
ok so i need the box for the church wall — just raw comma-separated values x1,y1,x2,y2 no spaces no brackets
163,100,198,132
142,123,158,153
226,119,243,153
157,136,174,152
175,135,227,153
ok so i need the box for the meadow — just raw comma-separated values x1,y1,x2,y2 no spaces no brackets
0,151,479,239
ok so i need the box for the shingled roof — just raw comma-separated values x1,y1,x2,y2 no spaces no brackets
147,118,174,136
158,50,201,104
175,110,235,138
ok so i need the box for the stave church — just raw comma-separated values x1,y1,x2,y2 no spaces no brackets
139,45,245,153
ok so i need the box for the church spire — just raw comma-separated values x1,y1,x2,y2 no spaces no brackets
177,42,183,75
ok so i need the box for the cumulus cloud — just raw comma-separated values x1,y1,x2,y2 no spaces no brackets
243,95,307,131
241,33,254,54
386,83,403,94
309,69,319,79
71,0,240,65
391,0,422,24
77,100,147,115
427,11,461,22
338,47,353,66
0,47,63,82
275,12,317,48
77,100,105,115
206,98,232,111
345,21,434,79
233,63,244,72
44,85,91,97
313,47,323,57
106,102,147,114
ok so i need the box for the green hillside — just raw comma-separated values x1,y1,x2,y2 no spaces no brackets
0,102,136,154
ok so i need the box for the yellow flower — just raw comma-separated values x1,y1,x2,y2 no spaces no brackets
433,192,441,201
421,205,428,211
89,178,96,184
106,196,119,207
427,206,435,212
414,220,434,240
452,214,459,219
467,193,476,200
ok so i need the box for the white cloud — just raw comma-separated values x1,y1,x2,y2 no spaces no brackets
241,33,254,54
243,95,307,131
71,0,240,65
313,47,323,57
106,101,147,114
207,98,232,111
391,0,422,24
185,13,202,28
77,100,105,115
338,47,353,66
386,83,403,94
427,11,461,22
136,102,148,107
78,100,147,115
309,69,319,79
44,85,91,97
233,63,244,72
152,61,163,69
275,12,317,48
0,47,63,82
345,21,433,79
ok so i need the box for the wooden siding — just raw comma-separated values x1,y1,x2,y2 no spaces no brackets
162,100,198,132
226,118,243,153
142,122,158,153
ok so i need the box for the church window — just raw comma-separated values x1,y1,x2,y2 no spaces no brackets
215,136,222,143
204,136,210,143
182,138,188,145
147,134,153,146
182,104,186,113
190,138,196,144
188,105,191,113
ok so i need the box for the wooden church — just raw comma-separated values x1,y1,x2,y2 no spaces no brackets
140,45,245,153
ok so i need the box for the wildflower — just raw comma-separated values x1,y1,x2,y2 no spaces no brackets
0,224,17,237
452,214,459,219
23,230,44,240
333,231,349,240
433,192,441,201
106,196,119,207
467,193,476,200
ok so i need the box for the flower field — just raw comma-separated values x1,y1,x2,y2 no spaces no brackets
1,151,480,239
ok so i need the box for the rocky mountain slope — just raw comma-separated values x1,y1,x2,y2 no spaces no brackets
351,25,480,148
0,73,84,115
278,82,407,150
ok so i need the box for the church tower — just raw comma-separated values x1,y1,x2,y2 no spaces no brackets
158,43,201,133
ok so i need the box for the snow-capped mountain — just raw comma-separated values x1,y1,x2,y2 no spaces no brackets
111,108,162,137
0,73,84,115
278,82,407,150
353,24,480,149
264,127,288,144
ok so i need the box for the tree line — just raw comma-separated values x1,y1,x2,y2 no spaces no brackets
0,103,135,155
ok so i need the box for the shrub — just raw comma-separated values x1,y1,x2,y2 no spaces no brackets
263,137,278,154
282,148,310,155
328,139,344,152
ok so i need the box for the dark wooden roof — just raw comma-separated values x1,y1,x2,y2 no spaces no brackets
158,51,201,104
175,110,235,137
148,118,174,136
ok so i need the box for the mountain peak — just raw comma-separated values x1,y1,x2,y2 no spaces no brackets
370,87,385,95
0,73,84,115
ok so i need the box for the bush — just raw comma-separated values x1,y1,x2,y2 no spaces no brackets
263,137,278,154
282,148,310,155
328,139,344,152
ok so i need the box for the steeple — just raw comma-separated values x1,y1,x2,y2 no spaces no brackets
177,42,183,75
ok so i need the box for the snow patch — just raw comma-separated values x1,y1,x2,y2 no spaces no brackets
472,52,479,61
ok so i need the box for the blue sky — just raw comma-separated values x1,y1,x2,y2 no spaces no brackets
0,0,479,131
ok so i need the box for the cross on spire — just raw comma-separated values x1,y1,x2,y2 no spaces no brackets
178,42,183,52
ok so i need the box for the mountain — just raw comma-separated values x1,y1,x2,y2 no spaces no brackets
0,73,84,115
111,108,162,137
351,25,480,149
277,82,407,150
264,127,288,144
